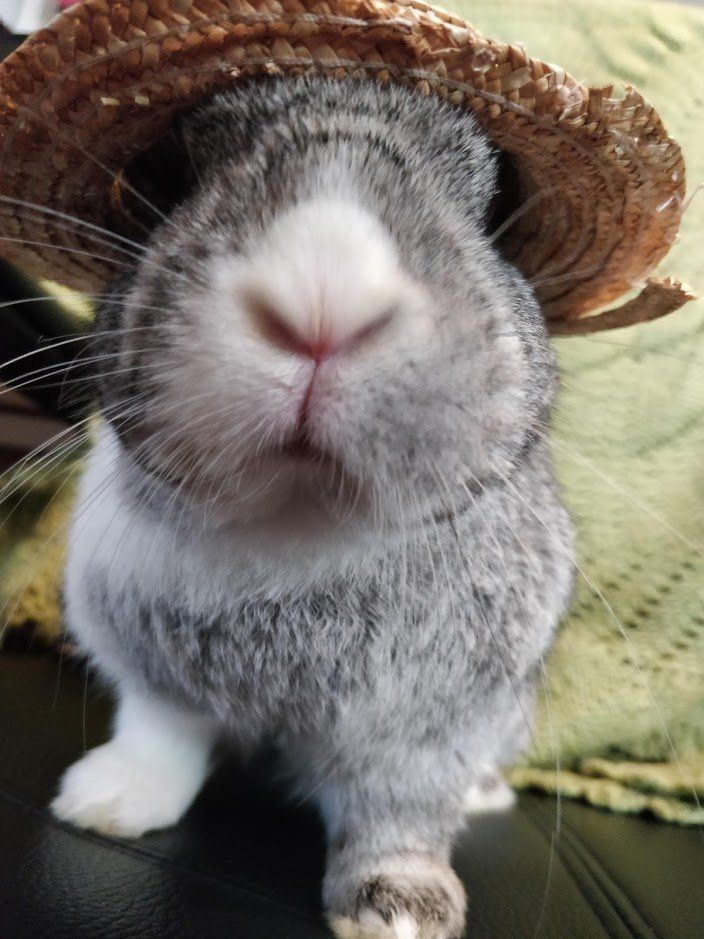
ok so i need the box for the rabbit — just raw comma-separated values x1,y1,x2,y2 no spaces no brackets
51,75,574,939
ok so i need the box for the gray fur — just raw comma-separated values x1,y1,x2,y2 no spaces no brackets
66,76,573,936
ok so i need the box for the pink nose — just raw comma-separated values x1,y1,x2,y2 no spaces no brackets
248,298,393,362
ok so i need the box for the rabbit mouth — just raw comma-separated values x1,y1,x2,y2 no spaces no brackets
276,431,340,471
279,432,327,462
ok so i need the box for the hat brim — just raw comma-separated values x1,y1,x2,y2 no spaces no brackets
0,0,693,333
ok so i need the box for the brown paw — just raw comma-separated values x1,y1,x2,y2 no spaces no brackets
328,853,466,939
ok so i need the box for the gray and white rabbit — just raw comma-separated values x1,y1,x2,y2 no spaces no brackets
52,76,573,939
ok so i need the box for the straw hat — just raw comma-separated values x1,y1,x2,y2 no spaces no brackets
0,0,694,334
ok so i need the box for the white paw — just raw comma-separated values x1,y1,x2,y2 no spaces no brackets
330,912,422,938
328,853,465,939
51,742,196,837
463,773,516,815
330,911,431,939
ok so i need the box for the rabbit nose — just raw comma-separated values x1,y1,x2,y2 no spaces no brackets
247,296,394,362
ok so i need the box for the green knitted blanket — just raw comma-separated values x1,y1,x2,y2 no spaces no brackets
1,0,703,823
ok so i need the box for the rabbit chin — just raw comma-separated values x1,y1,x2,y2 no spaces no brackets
196,451,372,537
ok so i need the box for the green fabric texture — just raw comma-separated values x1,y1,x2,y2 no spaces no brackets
1,0,703,822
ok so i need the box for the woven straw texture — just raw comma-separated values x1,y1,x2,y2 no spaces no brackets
0,0,694,333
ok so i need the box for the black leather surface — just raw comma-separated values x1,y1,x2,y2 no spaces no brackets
1,651,703,938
